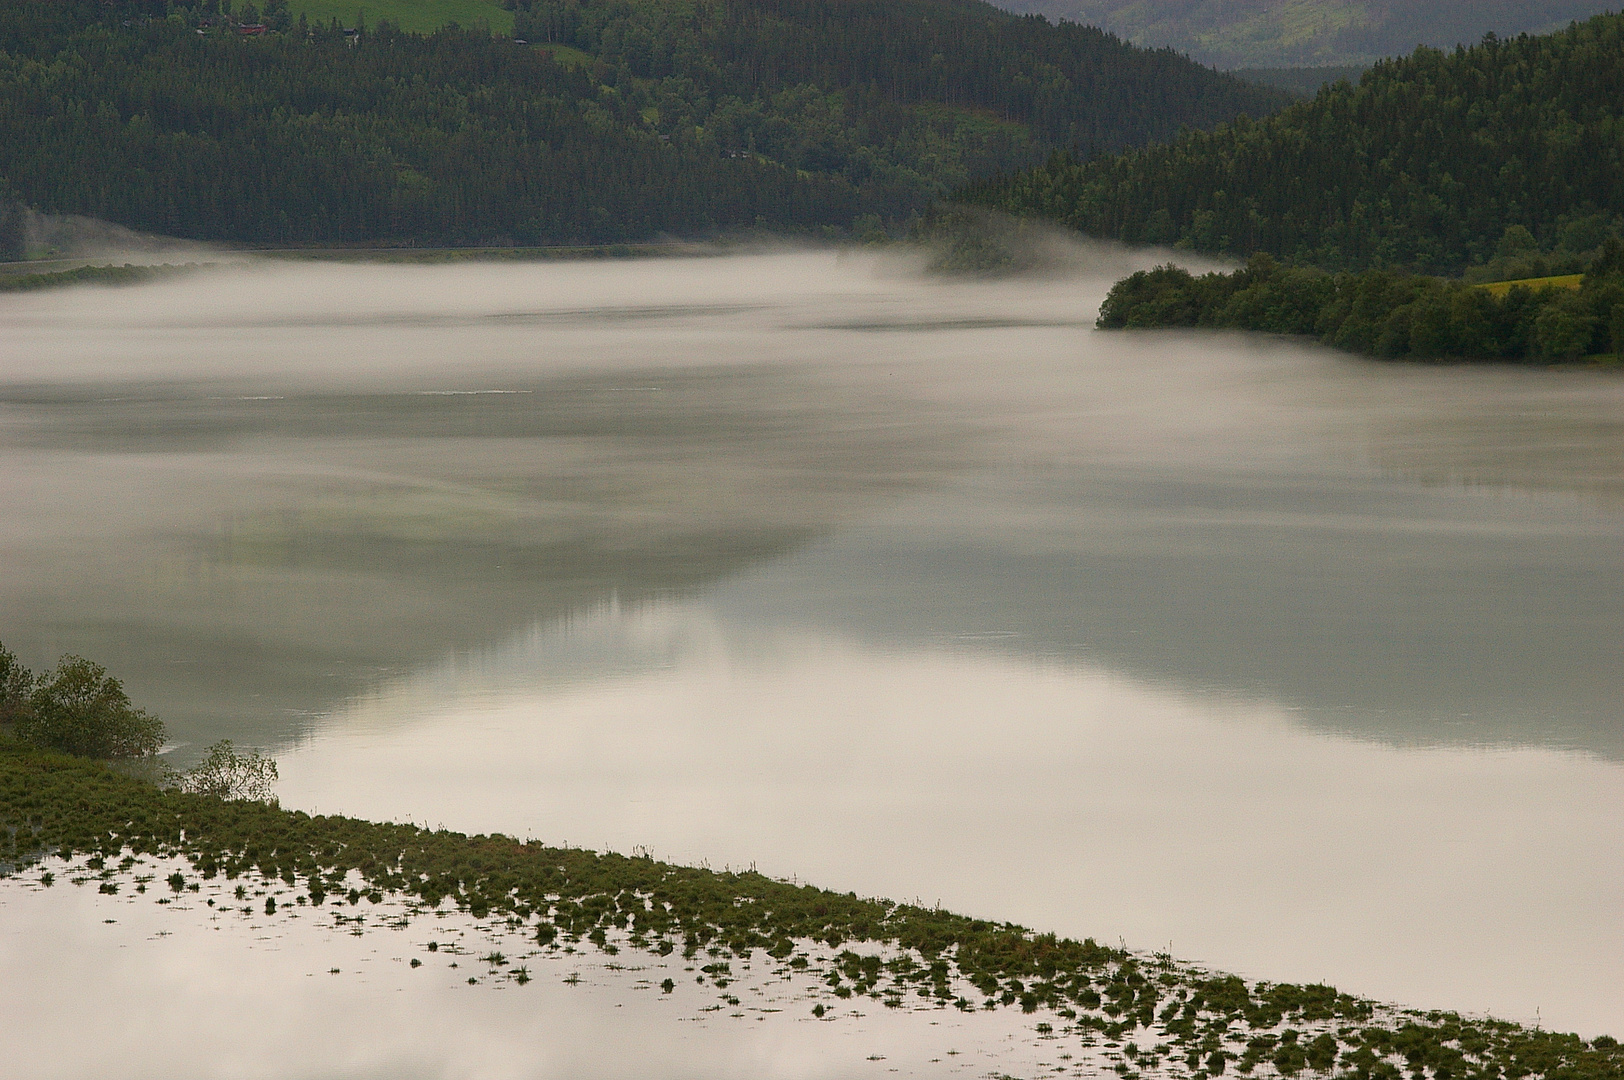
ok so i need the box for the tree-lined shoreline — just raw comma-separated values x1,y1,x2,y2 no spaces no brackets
1095,247,1624,364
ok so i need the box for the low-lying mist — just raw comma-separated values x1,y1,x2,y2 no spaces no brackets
4,247,1623,751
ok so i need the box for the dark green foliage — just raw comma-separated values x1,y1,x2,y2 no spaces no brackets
1097,253,1624,363
0,643,33,727
1306,1032,1340,1071
521,0,1288,152
975,13,1624,274
10,653,165,759
911,204,1062,276
0,0,1285,245
0,8,853,244
0,197,24,260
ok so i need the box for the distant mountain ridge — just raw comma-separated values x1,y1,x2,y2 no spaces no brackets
991,0,1622,68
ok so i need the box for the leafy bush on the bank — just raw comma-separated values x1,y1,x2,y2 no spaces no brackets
0,643,33,726
0,645,165,759
0,641,279,797
1097,243,1624,362
176,740,279,803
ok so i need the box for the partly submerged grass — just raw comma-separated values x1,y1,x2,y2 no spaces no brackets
2,737,1619,1077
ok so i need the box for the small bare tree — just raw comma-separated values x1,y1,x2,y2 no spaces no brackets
178,740,278,803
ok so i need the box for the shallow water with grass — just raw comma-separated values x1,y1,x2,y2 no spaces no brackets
1,248,1622,1073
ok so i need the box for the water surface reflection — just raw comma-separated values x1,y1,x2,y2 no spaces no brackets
277,600,1624,1038
2,250,1622,1041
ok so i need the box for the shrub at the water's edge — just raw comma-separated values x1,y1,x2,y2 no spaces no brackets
1,646,165,760
2,739,1621,1077
175,740,280,804
0,642,275,798
0,644,33,727
1096,243,1624,364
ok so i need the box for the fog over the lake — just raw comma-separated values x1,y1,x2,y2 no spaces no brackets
2,249,1621,1073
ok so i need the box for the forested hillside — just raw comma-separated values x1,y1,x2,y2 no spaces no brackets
972,13,1624,274
0,0,1285,247
991,0,1617,69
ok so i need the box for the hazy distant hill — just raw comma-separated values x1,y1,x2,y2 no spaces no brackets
992,0,1622,68
1231,65,1366,96
0,0,1285,247
973,12,1624,274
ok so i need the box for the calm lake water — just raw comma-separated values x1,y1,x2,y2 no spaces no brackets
2,249,1621,1073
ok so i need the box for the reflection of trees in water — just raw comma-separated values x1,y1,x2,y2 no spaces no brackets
0,368,981,762
721,458,1624,763
1363,411,1624,511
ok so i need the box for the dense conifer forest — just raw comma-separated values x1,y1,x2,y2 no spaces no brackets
0,0,1284,248
972,13,1624,276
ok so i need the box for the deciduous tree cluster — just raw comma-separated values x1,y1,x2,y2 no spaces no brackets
1097,243,1624,363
